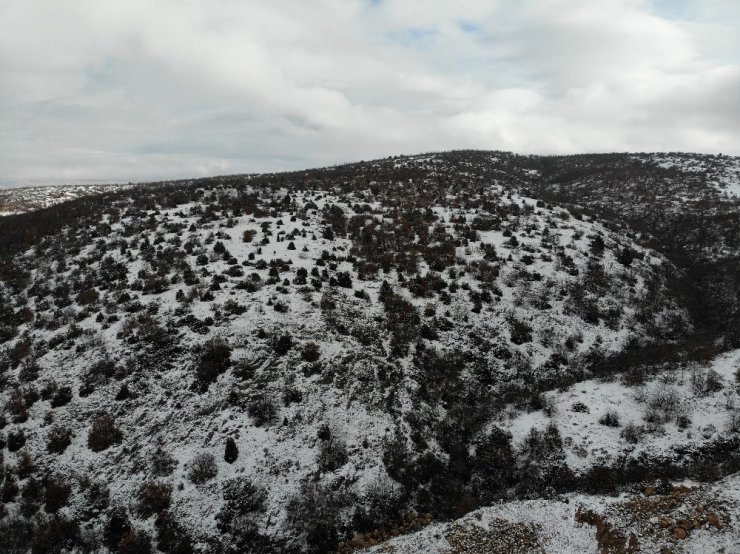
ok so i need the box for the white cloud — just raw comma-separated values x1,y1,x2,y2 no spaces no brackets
0,0,738,185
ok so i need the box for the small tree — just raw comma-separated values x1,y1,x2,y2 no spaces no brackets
224,437,238,464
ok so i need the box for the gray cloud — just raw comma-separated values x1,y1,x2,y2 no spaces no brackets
0,0,738,186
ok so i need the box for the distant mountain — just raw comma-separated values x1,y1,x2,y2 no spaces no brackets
1,152,739,553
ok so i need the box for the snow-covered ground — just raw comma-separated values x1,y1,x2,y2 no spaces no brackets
363,472,740,553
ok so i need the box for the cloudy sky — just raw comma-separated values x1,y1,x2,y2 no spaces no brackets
1,0,739,186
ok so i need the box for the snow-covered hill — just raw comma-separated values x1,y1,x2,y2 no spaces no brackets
1,151,739,553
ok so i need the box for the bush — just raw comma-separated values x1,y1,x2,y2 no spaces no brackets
509,318,532,344
7,429,26,452
620,423,643,444
45,477,72,513
119,529,153,554
301,342,321,362
87,413,122,452
30,515,79,554
188,453,217,484
155,512,194,554
50,386,73,408
103,507,131,551
248,395,278,427
571,401,590,413
598,411,620,427
318,431,348,472
273,334,293,356
136,482,172,518
151,446,177,476
224,437,239,464
195,338,232,387
216,477,266,534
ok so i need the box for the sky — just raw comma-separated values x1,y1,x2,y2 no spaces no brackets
1,0,739,186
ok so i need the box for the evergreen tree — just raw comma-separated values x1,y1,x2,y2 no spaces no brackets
224,437,238,464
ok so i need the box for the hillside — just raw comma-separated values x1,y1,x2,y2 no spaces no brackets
1,151,739,553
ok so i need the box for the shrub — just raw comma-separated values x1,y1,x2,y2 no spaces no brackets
509,318,532,344
318,432,348,473
77,288,100,305
242,229,257,243
1,474,19,503
136,482,172,518
103,507,131,551
336,271,352,288
273,334,293,356
155,512,194,554
598,411,620,427
16,450,35,479
50,386,73,408
224,437,238,464
87,413,122,452
247,395,278,427
301,341,320,362
29,515,79,554
195,338,232,387
188,453,217,484
150,447,177,476
45,477,72,513
7,429,26,452
571,401,590,413
620,423,643,444
119,530,153,554
216,477,266,534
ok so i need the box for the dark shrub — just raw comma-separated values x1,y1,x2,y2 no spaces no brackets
155,512,194,554
195,338,232,387
2,473,19,503
248,395,278,427
301,341,320,362
336,271,352,288
119,529,153,554
151,447,177,476
45,477,72,513
136,482,172,518
103,507,131,551
318,435,348,473
50,386,73,408
30,515,79,554
7,429,26,452
599,411,620,427
216,477,266,534
273,334,293,356
87,413,122,452
620,423,643,444
509,318,532,344
571,401,590,413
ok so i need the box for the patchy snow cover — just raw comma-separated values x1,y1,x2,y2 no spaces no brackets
504,349,740,472
363,472,740,553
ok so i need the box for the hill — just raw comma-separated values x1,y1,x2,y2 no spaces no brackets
1,151,739,553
